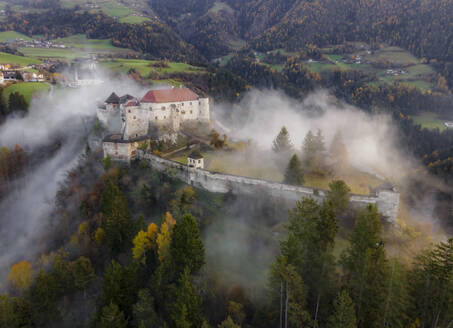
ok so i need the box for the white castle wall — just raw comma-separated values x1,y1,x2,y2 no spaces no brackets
140,152,400,223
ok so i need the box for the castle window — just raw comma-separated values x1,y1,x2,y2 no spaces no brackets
190,102,192,105
190,110,193,114
115,152,118,155
155,116,158,120
161,106,166,111
164,116,166,119
128,109,131,113
182,111,185,114
198,160,201,163
182,103,184,106
133,116,136,119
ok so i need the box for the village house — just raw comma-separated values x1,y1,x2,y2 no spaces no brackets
187,150,204,169
22,72,45,82
101,87,210,162
0,72,3,84
1,70,19,82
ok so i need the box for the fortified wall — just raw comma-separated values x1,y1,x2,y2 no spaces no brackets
139,152,400,223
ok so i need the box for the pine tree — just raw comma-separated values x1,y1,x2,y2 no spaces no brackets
302,130,317,166
272,126,293,153
340,205,388,327
170,268,204,328
284,154,304,185
408,239,453,328
326,180,351,214
330,131,348,170
133,289,159,328
327,291,357,328
278,198,339,325
8,92,28,112
70,256,95,297
99,302,128,328
314,129,326,153
101,180,132,254
170,214,205,275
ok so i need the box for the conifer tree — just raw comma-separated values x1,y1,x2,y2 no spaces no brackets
302,130,317,166
170,268,204,328
330,131,348,169
326,180,351,214
408,239,453,328
8,92,27,112
170,214,205,275
272,126,293,153
340,205,388,327
278,199,339,325
101,180,132,254
100,302,128,328
284,154,304,185
327,291,357,328
133,289,159,328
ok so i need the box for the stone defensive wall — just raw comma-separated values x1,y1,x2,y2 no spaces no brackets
139,151,400,223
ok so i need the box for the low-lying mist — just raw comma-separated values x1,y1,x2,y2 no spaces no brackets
216,89,413,184
0,72,152,284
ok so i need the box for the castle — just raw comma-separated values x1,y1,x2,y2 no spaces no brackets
99,87,210,161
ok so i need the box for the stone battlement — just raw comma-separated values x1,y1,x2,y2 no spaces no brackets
138,151,400,223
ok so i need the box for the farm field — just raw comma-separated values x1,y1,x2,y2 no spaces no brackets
2,82,50,105
52,34,125,51
18,47,91,60
0,52,42,65
99,58,206,77
0,31,32,42
119,15,150,24
303,45,436,91
61,0,148,24
411,112,449,131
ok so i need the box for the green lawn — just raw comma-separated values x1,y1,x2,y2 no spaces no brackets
99,58,205,77
119,15,151,24
0,31,32,42
52,34,127,51
306,62,336,73
100,1,135,17
18,47,91,60
411,112,447,131
3,82,50,105
366,47,419,66
0,52,42,65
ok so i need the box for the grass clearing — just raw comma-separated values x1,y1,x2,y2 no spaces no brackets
0,31,32,42
100,1,134,17
3,82,50,105
52,34,126,51
0,52,41,65
18,47,91,60
99,58,206,77
411,112,447,131
119,15,151,24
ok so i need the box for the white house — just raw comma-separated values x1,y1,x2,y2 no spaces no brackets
188,150,204,169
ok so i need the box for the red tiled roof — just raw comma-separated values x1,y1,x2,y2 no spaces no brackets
141,88,199,103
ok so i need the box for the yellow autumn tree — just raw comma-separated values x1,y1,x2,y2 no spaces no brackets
156,212,176,262
7,261,33,293
147,222,158,240
132,231,153,264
